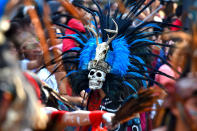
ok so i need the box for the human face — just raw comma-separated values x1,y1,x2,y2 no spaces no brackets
185,95,197,123
22,39,42,60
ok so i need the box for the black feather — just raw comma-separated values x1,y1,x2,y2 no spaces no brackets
54,22,87,42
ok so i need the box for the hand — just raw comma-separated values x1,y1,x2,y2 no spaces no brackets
102,113,119,130
61,95,87,107
80,90,88,99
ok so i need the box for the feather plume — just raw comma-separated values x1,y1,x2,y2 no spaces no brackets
79,37,131,76
112,87,166,126
42,85,78,110
0,0,8,19
47,0,177,111
106,37,130,76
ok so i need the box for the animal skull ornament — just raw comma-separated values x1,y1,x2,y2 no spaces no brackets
88,69,106,90
94,42,109,62
85,19,118,63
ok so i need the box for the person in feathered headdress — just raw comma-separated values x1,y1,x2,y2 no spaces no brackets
0,1,121,131
48,0,177,130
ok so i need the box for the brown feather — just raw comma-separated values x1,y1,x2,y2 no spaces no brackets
112,87,165,125
152,107,166,128
42,85,78,110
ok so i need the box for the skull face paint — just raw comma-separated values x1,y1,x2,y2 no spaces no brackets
88,69,106,90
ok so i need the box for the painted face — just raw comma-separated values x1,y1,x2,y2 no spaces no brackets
88,69,106,90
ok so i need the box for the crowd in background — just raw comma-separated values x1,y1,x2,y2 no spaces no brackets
1,0,197,131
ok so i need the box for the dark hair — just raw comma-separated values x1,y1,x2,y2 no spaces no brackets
163,2,174,18
5,20,24,49
47,1,61,15
175,5,182,17
11,6,31,26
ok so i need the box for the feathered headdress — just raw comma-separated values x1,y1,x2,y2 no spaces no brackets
47,0,176,108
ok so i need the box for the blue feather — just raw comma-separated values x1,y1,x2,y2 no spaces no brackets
129,55,148,75
106,37,131,76
136,31,161,36
141,23,162,30
64,34,86,46
79,37,130,76
129,38,155,47
123,81,137,93
79,38,98,69
128,2,137,8
127,72,147,88
35,0,44,16
69,47,81,51
0,0,8,20
135,18,143,23
66,70,78,77
129,64,140,71
78,37,149,79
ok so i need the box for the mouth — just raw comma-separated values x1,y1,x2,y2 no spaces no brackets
89,80,103,89
89,81,101,86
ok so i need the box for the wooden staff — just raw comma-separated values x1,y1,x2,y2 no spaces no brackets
117,0,126,14
24,0,51,65
43,2,59,59
57,0,86,25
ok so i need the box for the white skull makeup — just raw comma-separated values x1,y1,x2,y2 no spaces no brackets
88,69,106,90
86,19,118,90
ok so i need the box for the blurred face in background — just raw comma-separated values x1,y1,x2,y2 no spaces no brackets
185,95,197,123
21,36,42,60
57,6,68,24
